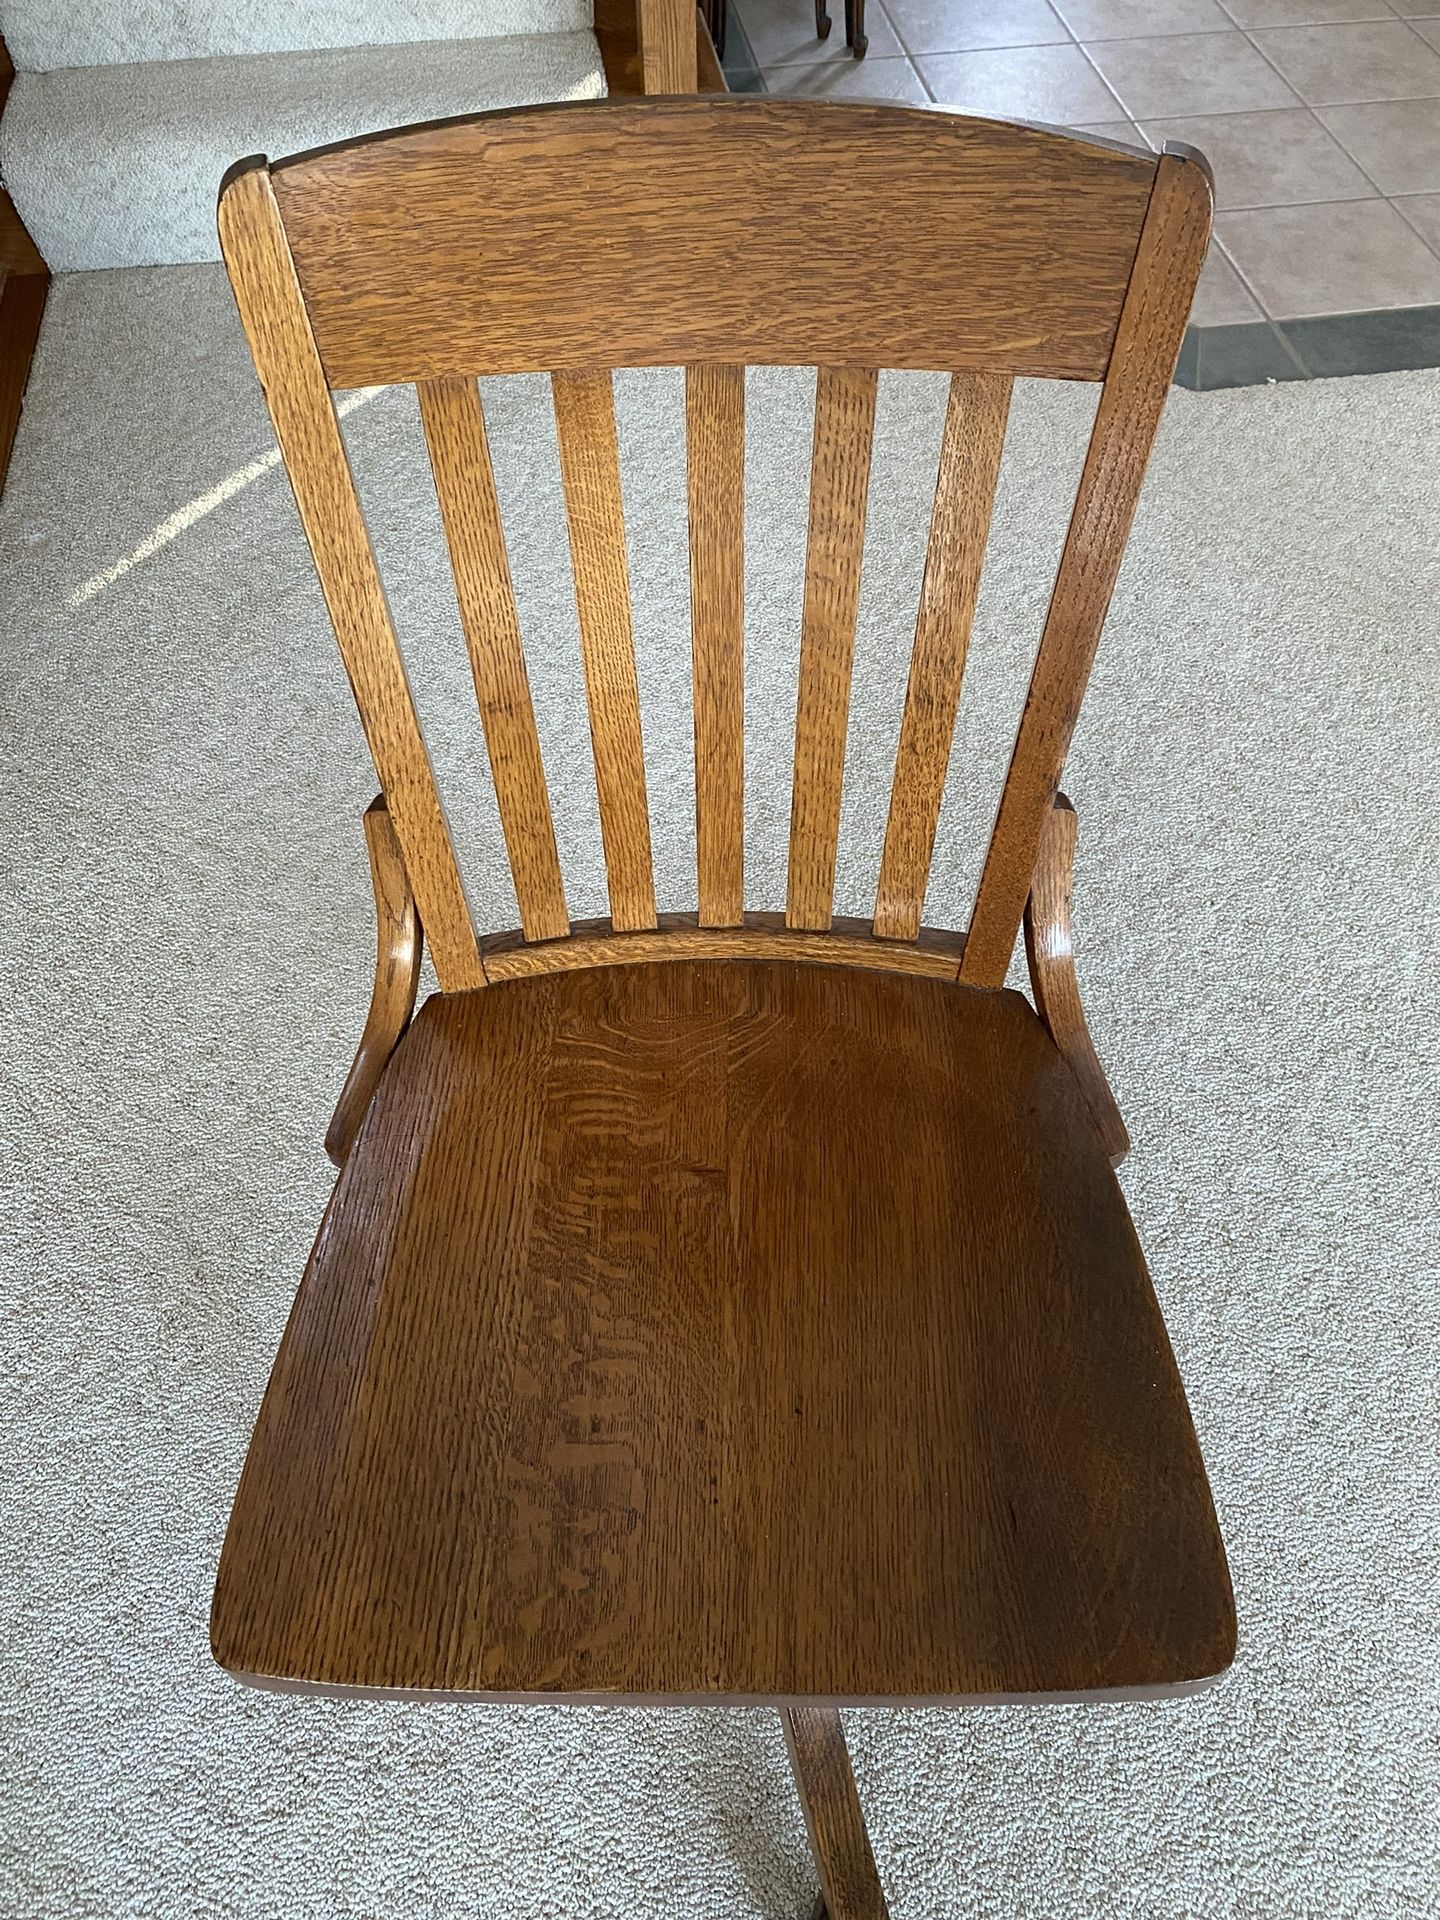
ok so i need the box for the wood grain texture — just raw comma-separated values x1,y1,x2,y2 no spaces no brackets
552,368,657,932
640,0,698,90
1024,794,1129,1167
873,372,1012,942
960,149,1212,987
787,367,878,931
479,910,967,981
270,100,1158,389
686,362,745,927
782,1708,890,1920
418,376,569,943
217,162,484,990
325,798,423,1167
212,960,1235,1698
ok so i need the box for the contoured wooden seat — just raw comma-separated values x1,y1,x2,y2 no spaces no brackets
211,97,1232,1914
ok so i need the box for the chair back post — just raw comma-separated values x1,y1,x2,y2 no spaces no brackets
217,160,486,992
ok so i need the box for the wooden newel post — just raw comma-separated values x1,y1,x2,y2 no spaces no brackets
640,0,699,91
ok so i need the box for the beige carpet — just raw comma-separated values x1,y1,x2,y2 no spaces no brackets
0,261,1436,1918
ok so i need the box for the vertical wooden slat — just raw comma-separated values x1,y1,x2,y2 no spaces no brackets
551,367,658,933
786,365,879,931
640,0,698,91
961,152,1213,987
216,162,484,991
686,362,745,928
418,376,569,945
872,372,1012,942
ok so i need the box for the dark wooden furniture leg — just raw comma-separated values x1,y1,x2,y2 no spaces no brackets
816,0,833,40
706,0,727,60
844,0,868,58
781,1708,890,1920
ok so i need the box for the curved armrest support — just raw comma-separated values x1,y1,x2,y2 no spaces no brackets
324,796,423,1168
1023,793,1130,1168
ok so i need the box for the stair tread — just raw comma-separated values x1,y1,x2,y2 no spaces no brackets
0,33,606,272
0,0,593,72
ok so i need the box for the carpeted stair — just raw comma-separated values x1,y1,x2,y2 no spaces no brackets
0,1,605,270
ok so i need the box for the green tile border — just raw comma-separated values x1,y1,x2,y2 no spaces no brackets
1175,319,1307,391
1282,305,1440,381
1176,306,1440,390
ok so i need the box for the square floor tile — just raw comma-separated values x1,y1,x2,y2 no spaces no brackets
762,53,931,99
1218,197,1440,313
1222,0,1395,20
1191,244,1267,320
1084,32,1300,115
744,0,905,65
1412,16,1440,46
917,42,1122,117
1250,22,1440,102
884,0,1070,54
1052,0,1230,37
1395,189,1440,246
1319,97,1440,188
1139,107,1376,205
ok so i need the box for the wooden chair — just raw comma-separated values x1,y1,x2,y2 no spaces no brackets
211,98,1232,1916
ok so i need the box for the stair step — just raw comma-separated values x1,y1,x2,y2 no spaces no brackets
0,33,605,272
0,0,592,71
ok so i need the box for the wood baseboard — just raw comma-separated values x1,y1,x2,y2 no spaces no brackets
0,269,49,488
0,36,51,498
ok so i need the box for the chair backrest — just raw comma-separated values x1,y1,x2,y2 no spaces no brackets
217,96,1212,995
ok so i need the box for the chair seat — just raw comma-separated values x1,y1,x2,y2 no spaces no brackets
211,958,1234,1702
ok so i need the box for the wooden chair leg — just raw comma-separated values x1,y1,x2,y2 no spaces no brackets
780,1708,890,1920
815,0,832,40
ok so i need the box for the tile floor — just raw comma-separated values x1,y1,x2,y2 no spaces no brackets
724,0,1440,383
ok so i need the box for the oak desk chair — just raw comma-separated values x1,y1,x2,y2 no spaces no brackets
211,97,1233,1917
